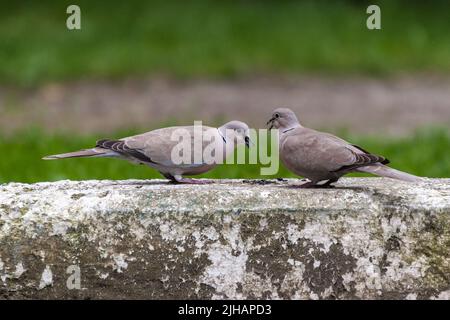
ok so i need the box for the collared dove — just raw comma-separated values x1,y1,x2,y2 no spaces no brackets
43,121,250,184
267,108,422,188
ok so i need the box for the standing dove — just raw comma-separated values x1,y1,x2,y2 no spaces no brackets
267,108,422,188
43,121,250,184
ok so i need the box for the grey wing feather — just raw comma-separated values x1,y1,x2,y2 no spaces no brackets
331,148,387,172
283,128,387,173
316,131,389,165
115,126,218,168
96,139,155,163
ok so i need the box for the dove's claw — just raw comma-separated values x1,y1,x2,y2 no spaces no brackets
173,176,213,184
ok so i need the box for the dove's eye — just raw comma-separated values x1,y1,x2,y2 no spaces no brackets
274,113,280,118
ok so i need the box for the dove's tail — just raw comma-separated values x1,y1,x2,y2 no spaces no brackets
43,148,117,160
356,164,423,182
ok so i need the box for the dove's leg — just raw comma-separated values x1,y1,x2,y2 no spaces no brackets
319,177,339,188
161,173,178,183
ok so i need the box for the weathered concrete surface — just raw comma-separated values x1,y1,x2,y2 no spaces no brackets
0,178,449,300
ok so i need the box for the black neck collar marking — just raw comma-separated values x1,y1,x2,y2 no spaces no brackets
218,129,227,143
282,127,295,133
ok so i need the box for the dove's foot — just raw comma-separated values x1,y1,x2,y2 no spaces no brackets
317,184,336,189
296,178,338,189
178,178,213,184
161,173,211,185
318,178,339,188
173,176,213,184
296,181,320,188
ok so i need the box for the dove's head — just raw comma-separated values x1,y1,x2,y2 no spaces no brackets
219,121,252,148
267,108,300,130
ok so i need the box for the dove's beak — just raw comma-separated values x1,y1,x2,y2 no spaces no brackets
266,117,275,130
244,136,254,149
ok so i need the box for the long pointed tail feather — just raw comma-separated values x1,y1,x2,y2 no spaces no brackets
43,148,113,160
356,164,424,182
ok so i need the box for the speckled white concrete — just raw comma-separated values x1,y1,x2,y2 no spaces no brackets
0,178,449,299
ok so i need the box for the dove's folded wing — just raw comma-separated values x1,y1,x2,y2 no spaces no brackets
122,126,219,168
282,129,385,173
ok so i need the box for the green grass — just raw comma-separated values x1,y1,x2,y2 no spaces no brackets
0,127,448,183
1,0,450,86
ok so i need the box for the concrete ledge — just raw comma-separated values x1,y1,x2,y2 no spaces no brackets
0,178,449,300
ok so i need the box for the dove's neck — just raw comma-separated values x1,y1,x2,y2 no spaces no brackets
217,127,227,144
217,127,235,159
280,123,302,133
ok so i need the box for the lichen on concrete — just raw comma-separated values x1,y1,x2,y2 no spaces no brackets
0,178,449,299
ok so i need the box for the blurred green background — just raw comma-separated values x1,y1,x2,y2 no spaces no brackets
1,0,450,85
0,0,449,182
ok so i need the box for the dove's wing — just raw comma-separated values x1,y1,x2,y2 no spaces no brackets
281,128,387,173
97,126,221,168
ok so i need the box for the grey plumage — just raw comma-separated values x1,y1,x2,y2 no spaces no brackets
267,108,422,188
43,121,250,184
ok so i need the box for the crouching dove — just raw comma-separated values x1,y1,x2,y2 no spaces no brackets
267,108,423,188
43,121,251,184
